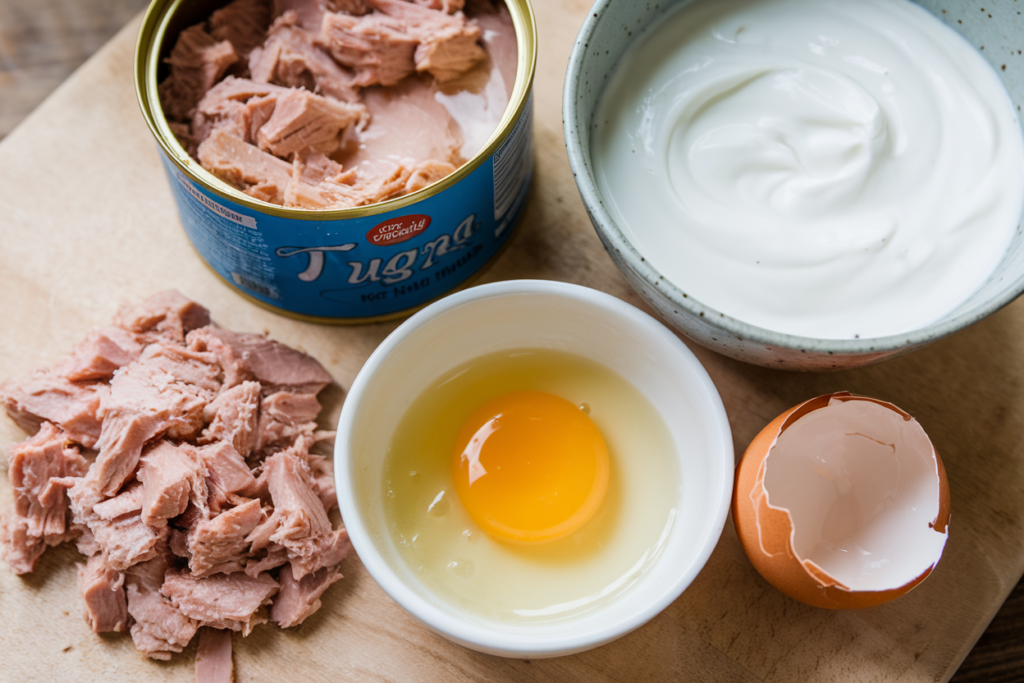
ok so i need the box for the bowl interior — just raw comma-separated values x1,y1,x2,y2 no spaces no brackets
564,0,1024,365
337,281,734,656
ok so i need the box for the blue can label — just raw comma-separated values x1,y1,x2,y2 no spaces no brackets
161,95,533,319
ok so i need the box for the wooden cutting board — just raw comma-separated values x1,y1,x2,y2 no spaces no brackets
2,4,1023,681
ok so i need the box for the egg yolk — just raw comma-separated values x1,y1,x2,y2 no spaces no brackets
451,390,610,544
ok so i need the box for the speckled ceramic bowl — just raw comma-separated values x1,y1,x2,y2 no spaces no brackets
563,0,1024,371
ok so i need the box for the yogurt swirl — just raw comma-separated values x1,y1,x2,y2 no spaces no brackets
593,0,1024,339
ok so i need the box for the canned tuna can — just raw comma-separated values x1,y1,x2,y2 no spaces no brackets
135,0,536,323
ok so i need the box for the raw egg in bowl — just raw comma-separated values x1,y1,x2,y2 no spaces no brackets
334,280,734,657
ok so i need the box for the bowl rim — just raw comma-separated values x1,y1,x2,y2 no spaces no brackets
334,279,734,656
561,0,1024,357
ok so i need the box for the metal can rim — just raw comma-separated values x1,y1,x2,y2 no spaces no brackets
134,0,538,221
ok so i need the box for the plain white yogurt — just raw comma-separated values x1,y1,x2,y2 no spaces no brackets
593,0,1024,339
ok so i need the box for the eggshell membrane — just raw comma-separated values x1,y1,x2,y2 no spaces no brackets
732,392,950,609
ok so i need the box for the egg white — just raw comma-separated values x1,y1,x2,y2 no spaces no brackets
382,348,680,623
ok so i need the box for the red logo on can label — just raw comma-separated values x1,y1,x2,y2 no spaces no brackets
367,214,432,246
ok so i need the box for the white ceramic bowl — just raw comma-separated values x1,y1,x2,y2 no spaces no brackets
334,280,733,657
563,0,1024,371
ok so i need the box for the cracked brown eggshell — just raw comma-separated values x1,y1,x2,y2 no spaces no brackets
732,392,950,609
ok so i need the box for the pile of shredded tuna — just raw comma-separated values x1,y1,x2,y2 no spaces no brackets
0,291,347,680
161,0,507,209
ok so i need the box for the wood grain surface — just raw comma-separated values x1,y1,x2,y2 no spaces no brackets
0,1,1022,681
0,0,150,140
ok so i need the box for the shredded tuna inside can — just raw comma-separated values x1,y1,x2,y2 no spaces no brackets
159,0,518,210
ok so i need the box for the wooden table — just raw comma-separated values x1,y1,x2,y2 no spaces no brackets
0,1,1022,681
